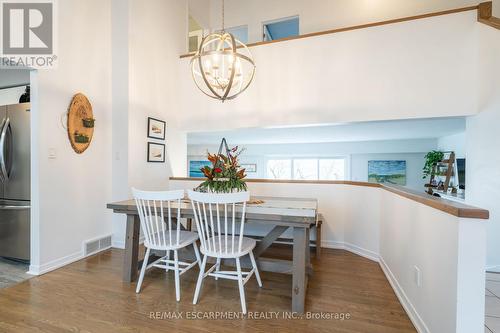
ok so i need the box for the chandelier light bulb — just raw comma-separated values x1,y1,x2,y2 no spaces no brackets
191,32,255,102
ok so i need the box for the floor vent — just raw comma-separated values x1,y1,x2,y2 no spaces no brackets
84,235,113,257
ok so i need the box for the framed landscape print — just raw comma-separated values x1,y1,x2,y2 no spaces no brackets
368,160,406,185
147,142,165,163
147,117,166,140
241,163,257,173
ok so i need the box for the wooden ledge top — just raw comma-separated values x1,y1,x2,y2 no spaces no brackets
381,184,489,220
169,177,489,220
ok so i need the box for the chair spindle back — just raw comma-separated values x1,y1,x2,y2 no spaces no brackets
132,188,185,248
187,190,250,255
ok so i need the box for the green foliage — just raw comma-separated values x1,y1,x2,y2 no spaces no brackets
423,150,444,179
195,145,248,193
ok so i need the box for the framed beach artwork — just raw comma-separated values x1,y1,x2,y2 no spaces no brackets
189,160,212,177
147,142,165,163
147,117,166,140
368,160,406,185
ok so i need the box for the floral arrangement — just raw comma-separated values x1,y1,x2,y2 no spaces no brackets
196,145,247,193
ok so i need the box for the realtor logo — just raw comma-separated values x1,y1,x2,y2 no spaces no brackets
1,0,57,68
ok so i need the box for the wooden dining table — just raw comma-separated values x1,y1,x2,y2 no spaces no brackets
106,196,318,313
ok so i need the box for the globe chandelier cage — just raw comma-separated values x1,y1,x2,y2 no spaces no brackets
190,0,256,102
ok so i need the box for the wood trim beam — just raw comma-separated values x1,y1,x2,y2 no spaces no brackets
180,5,479,59
170,177,381,187
382,184,489,220
478,2,500,29
169,177,489,220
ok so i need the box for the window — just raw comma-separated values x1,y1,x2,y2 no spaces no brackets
188,31,203,52
293,159,318,180
319,159,346,180
263,16,299,41
226,25,249,44
188,15,203,52
267,159,292,179
266,158,347,180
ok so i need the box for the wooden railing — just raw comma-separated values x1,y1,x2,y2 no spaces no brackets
170,177,490,220
180,4,480,59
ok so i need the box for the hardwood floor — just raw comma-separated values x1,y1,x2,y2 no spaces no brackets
0,246,416,333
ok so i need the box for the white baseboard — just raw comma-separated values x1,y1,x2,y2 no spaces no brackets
379,256,429,333
321,240,379,262
322,241,429,332
111,240,125,249
320,240,345,249
112,236,145,250
344,242,379,262
28,250,83,276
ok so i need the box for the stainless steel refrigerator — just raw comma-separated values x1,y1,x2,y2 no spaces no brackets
0,103,30,262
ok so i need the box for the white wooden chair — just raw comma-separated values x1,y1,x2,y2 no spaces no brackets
188,190,262,314
133,188,201,301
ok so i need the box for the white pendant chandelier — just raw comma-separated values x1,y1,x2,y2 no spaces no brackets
190,0,255,102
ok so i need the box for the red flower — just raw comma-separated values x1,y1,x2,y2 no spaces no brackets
214,167,222,173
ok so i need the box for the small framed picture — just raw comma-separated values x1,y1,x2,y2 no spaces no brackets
147,117,166,140
241,163,257,173
147,142,165,163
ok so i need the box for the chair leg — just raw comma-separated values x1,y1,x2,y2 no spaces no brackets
215,257,221,280
193,255,207,305
249,251,262,287
193,242,202,269
236,257,247,314
174,250,180,302
136,247,151,294
166,250,171,273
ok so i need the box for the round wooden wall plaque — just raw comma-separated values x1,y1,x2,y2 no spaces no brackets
67,93,94,154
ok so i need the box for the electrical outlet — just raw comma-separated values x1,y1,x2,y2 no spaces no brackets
414,266,422,287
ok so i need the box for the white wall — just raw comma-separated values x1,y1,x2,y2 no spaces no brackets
170,178,487,332
30,0,113,274
188,139,435,190
128,0,187,190
201,0,478,44
466,24,500,271
111,0,131,248
494,0,500,18
111,0,189,248
438,132,466,158
178,11,478,132
30,0,190,269
379,190,486,333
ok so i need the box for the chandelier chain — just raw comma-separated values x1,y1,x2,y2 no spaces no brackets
222,0,225,31
190,0,255,102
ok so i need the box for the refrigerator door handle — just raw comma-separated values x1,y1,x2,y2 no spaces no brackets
0,117,6,183
0,205,31,210
0,117,11,181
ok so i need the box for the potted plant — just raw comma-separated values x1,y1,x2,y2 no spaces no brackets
82,117,95,128
423,150,444,179
196,139,247,193
74,131,90,143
